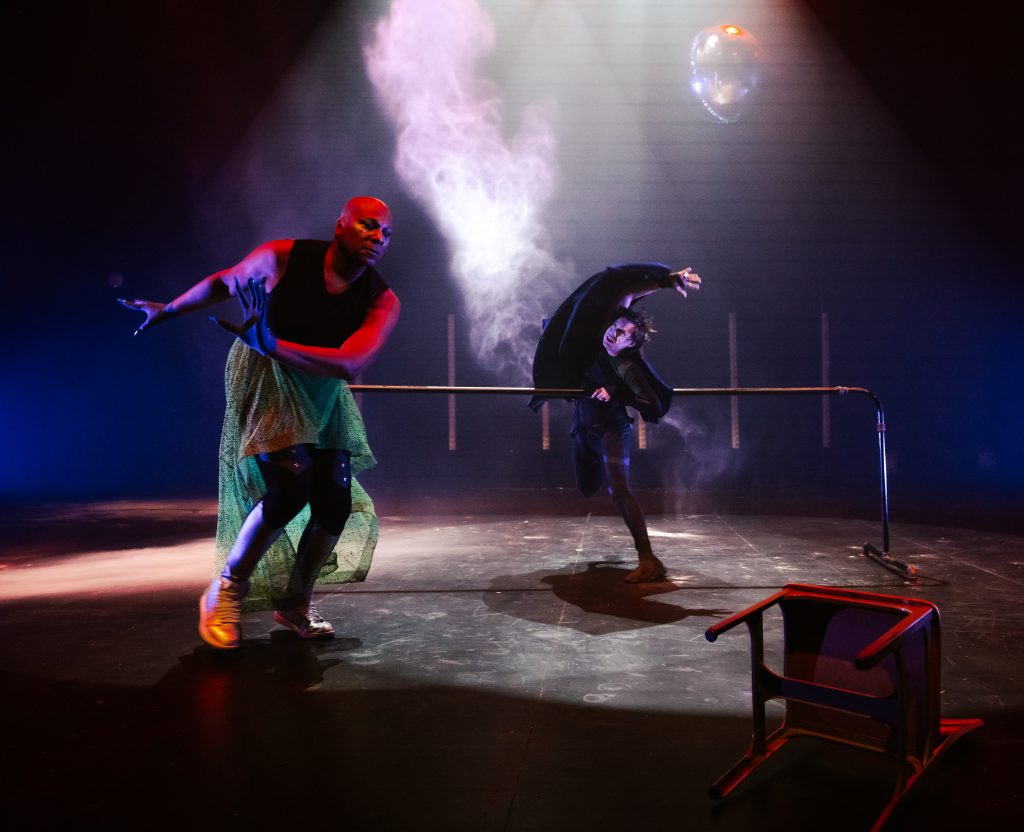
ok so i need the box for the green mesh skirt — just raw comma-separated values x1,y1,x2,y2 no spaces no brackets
214,341,379,611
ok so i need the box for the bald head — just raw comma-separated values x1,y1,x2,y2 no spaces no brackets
335,196,393,268
338,196,392,226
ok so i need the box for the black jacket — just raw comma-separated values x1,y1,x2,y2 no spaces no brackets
529,263,673,422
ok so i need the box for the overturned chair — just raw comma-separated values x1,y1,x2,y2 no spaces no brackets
705,583,982,831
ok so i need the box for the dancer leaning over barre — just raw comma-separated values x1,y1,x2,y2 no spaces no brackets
530,263,701,583
120,197,400,649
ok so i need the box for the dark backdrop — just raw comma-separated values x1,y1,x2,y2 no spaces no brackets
3,1,1020,532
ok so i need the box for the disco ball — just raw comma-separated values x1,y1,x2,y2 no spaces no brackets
689,24,763,124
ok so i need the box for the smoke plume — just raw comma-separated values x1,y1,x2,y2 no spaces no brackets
364,0,569,381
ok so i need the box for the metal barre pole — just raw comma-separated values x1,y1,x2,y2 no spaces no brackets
349,384,870,396
348,383,908,577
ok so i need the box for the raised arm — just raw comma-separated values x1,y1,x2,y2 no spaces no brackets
531,261,703,404
118,240,291,335
564,262,702,332
619,265,702,308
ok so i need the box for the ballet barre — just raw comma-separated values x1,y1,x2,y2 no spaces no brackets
349,384,912,580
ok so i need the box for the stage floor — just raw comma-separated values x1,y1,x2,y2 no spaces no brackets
1,501,1021,830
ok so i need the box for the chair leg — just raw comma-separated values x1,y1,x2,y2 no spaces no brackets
709,727,790,799
869,717,984,832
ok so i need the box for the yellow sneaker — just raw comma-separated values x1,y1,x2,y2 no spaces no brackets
199,576,243,649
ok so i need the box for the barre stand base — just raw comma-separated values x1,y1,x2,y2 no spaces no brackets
863,544,918,580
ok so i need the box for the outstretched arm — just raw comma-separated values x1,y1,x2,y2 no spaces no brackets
117,240,291,335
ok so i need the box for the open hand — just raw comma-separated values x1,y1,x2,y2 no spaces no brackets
211,276,277,355
117,298,174,336
669,267,701,298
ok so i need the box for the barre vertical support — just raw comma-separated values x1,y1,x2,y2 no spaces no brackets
859,392,916,579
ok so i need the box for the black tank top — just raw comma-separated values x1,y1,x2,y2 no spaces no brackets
267,239,390,348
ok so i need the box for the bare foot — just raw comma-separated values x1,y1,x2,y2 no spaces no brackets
625,559,668,583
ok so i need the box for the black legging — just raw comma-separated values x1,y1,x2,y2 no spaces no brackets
573,421,653,558
256,445,352,535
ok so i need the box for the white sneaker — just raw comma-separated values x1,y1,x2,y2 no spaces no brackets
273,604,334,639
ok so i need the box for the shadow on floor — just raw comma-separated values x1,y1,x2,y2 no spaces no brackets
486,560,733,634
0,637,1014,831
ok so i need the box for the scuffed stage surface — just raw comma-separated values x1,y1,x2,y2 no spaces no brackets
0,501,1021,830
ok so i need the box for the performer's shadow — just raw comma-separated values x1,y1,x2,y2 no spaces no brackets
166,631,363,693
487,560,730,634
